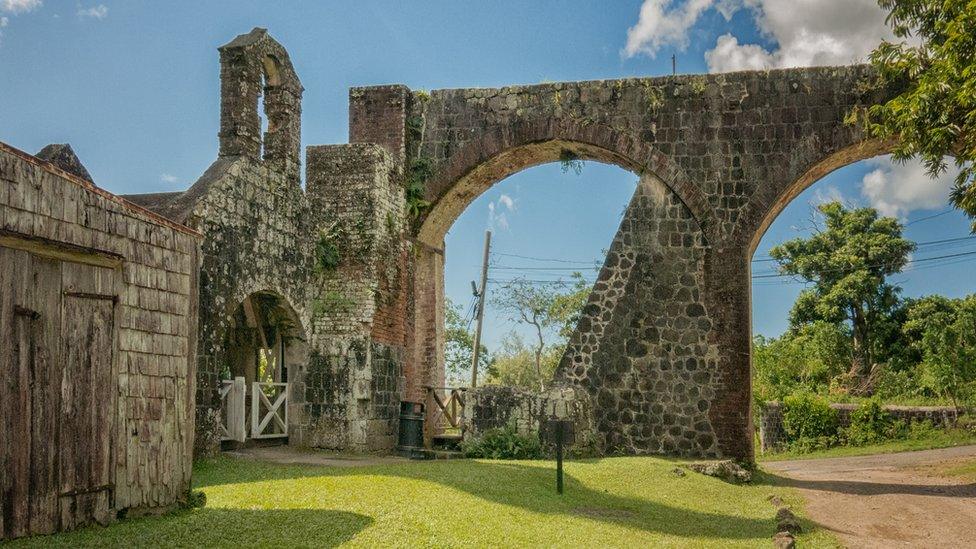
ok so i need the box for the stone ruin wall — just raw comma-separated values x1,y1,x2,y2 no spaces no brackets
126,29,419,456
758,401,975,452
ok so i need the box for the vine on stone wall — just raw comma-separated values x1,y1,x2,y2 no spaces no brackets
405,91,433,220
314,223,344,273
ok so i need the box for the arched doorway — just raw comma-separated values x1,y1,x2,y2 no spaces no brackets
220,291,308,443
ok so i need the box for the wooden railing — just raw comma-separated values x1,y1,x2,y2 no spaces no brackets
251,382,289,439
426,386,466,431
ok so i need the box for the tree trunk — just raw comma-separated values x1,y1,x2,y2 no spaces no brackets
849,305,872,391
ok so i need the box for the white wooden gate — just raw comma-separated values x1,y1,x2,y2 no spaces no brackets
250,382,289,439
220,377,246,442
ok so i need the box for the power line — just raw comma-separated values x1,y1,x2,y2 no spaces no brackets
752,234,976,262
493,252,602,265
751,249,976,279
906,208,955,226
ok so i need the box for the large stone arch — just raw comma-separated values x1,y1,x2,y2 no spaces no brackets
416,119,717,246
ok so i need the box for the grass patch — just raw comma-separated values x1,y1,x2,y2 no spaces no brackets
942,460,976,480
9,455,838,548
759,427,976,461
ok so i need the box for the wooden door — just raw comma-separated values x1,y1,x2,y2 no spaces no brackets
58,261,118,530
0,246,118,539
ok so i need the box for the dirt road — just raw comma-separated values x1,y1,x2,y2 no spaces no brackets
765,445,976,548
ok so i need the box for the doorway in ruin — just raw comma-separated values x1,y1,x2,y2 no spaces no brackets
219,291,308,444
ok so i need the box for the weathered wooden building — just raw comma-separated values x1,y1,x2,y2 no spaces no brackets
0,142,201,540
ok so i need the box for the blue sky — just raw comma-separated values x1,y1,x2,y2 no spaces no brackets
1,1,972,349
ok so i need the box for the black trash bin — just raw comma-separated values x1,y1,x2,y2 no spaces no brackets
397,401,425,458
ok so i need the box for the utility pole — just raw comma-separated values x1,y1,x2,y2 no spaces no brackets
672,53,676,76
470,230,491,388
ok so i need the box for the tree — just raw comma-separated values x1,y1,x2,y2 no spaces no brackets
491,273,591,389
903,295,976,406
769,202,915,392
862,0,976,225
485,332,563,390
752,322,852,403
444,297,491,386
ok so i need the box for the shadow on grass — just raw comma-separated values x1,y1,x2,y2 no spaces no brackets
759,472,976,498
7,509,372,548
195,456,778,541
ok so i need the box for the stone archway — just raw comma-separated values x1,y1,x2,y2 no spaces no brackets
220,290,309,443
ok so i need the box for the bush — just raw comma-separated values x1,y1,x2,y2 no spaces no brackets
782,393,840,446
460,422,543,460
843,400,896,445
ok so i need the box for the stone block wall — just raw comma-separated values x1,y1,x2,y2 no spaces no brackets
463,385,593,453
758,401,974,452
0,141,200,537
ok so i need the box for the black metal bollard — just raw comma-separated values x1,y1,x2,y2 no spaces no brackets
556,425,564,494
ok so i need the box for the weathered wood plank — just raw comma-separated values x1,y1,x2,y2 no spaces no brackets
0,247,30,539
2,248,33,539
27,256,62,535
59,265,116,530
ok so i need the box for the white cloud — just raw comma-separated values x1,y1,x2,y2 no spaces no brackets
77,4,107,20
487,194,517,231
705,33,773,72
1,0,41,14
498,194,515,212
624,0,717,58
0,16,7,27
625,0,905,72
160,173,178,183
860,156,956,219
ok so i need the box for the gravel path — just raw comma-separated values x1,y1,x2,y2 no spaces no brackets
765,445,976,548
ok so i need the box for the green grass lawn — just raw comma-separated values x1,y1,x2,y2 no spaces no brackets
8,455,838,548
758,427,976,462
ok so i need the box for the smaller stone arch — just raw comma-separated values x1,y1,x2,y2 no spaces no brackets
221,290,309,387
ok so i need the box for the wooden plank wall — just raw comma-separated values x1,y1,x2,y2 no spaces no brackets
0,144,202,540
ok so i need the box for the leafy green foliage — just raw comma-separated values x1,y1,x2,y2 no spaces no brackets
752,322,852,404
405,157,433,219
486,332,564,390
862,0,976,226
903,294,976,405
460,422,543,459
444,297,492,386
770,202,915,391
782,393,840,448
314,228,342,272
843,400,899,445
490,273,593,389
558,149,585,175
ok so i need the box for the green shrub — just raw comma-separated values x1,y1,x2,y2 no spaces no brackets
782,393,840,445
843,400,896,445
460,422,543,460
906,419,939,440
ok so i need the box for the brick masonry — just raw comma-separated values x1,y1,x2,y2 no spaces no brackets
0,141,201,534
